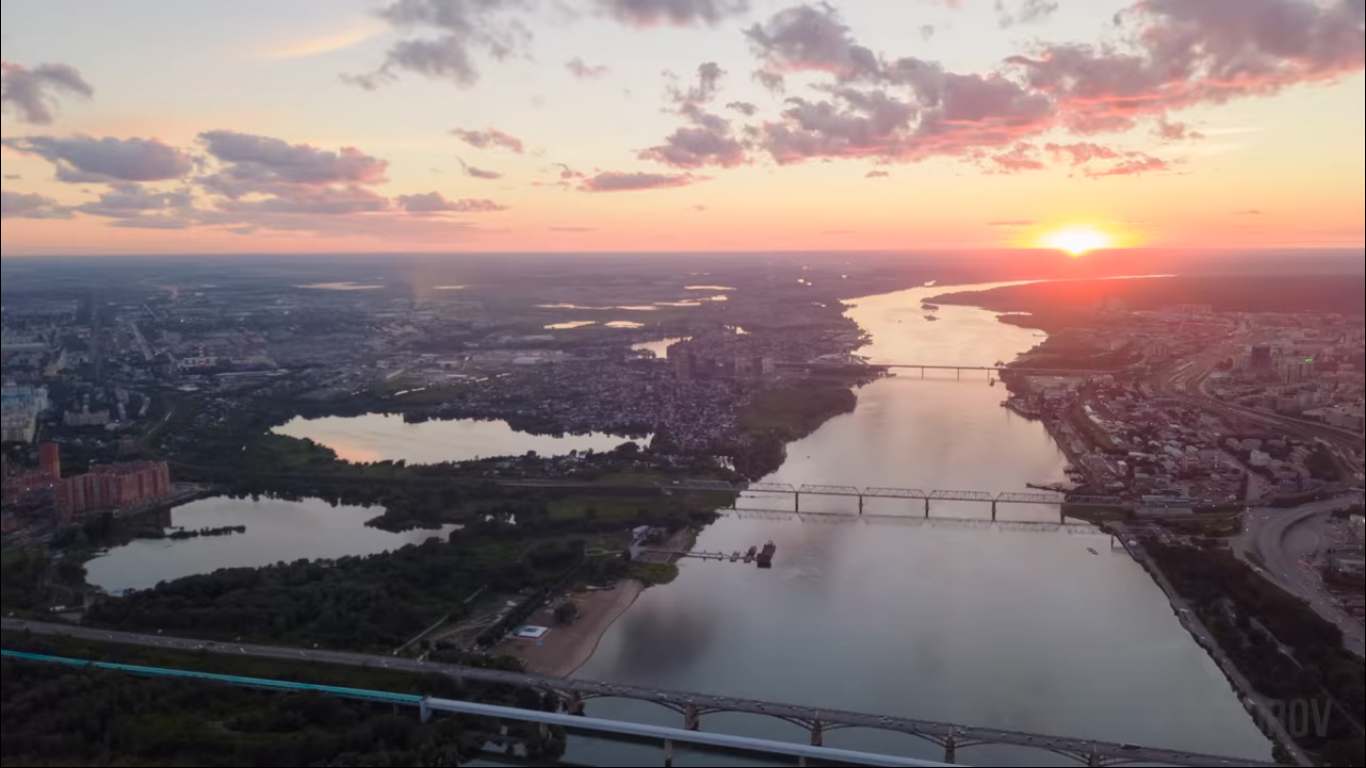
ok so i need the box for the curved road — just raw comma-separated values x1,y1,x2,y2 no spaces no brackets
1235,498,1366,658
2,619,1275,768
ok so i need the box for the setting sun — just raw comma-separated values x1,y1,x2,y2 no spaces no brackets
1042,228,1114,257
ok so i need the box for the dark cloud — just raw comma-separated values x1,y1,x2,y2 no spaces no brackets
1154,119,1204,141
3,175,21,181
2,136,194,183
996,0,1059,27
1233,208,1263,215
754,70,785,93
107,215,197,230
644,63,752,169
355,0,749,89
580,170,697,191
566,58,610,79
738,1,1362,173
865,169,890,177
350,0,532,89
73,183,195,219
745,6,1052,165
988,220,1036,227
726,101,759,116
199,131,388,194
639,119,748,168
919,25,936,41
459,159,504,179
1,189,72,219
396,192,508,212
598,0,750,26
745,4,883,82
215,185,392,215
1006,0,1366,134
452,127,525,153
1,61,93,124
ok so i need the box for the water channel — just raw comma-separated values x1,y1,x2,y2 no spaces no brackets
84,496,459,592
568,282,1273,766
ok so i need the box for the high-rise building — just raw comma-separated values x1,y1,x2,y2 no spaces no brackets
1250,345,1273,371
38,443,61,480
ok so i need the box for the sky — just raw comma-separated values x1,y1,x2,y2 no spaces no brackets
1,0,1363,256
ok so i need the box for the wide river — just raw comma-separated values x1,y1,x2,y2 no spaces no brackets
568,282,1273,766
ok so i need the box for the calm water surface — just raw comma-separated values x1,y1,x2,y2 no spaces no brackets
85,496,457,592
274,413,643,464
570,282,1272,765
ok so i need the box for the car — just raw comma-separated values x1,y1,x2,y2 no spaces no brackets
1121,743,1140,751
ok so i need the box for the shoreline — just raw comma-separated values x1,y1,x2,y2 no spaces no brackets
1117,534,1307,765
502,578,646,679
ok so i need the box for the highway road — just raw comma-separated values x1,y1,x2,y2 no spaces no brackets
0,619,1277,768
1234,497,1366,658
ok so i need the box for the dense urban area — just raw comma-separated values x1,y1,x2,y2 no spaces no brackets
3,257,1364,766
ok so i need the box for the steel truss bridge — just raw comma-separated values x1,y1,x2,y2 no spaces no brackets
500,479,1136,520
2,622,1275,768
720,508,1107,535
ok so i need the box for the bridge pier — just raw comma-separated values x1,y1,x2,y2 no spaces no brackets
566,693,585,716
794,492,800,514
858,496,863,515
991,501,997,522
810,720,823,747
419,698,432,724
685,705,701,731
957,368,962,380
663,738,674,767
924,498,931,518
944,735,956,764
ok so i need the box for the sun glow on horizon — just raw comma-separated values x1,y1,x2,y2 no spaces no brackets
1041,227,1115,257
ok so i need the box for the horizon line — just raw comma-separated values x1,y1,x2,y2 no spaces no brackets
3,246,1364,261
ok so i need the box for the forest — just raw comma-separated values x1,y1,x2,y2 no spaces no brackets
0,656,567,767
1147,540,1365,766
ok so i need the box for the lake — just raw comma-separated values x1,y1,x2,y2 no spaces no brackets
273,413,644,464
84,496,459,592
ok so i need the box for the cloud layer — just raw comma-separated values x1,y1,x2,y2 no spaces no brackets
1,60,93,124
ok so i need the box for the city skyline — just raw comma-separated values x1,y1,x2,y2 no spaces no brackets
2,0,1364,256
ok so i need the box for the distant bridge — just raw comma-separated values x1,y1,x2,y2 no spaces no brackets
777,362,1119,380
498,479,1136,520
1,631,1278,768
720,508,1108,535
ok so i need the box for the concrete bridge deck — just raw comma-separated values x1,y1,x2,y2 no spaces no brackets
2,620,1277,767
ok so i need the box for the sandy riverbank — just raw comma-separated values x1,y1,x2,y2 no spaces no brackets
501,579,645,678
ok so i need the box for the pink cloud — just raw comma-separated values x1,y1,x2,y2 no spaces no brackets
452,128,525,153
580,171,698,192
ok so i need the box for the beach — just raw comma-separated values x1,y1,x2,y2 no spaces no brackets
502,579,645,678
